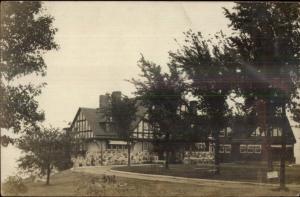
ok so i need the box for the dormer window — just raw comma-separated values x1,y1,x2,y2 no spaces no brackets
272,128,282,136
219,127,232,137
226,127,232,137
99,122,111,132
251,127,261,136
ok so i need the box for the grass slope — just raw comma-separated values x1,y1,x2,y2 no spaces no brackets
114,163,300,184
1,167,300,196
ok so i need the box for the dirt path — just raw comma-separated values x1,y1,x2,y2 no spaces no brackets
72,165,300,191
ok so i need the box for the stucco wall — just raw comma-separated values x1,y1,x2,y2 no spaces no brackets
72,149,157,167
72,141,157,167
183,151,215,164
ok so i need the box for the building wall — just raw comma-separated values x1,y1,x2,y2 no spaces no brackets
183,151,214,164
71,140,157,167
219,143,295,163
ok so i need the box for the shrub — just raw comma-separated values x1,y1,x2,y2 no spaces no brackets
2,175,28,195
75,175,129,196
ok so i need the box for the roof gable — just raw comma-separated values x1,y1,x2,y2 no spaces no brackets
228,116,296,143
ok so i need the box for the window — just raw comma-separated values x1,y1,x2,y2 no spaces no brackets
240,144,261,154
277,129,282,136
149,133,153,139
105,123,111,132
272,128,282,136
144,122,149,130
227,127,232,137
181,105,187,112
254,145,261,153
138,121,143,131
224,145,231,153
195,143,206,151
240,145,247,153
247,145,255,153
133,129,138,138
138,132,143,139
219,145,225,153
107,144,127,150
251,128,260,136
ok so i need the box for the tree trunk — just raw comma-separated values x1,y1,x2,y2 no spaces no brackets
205,140,209,151
266,103,273,171
280,104,286,190
165,151,169,169
101,142,103,166
164,133,170,169
127,141,131,167
46,164,51,185
214,130,220,175
266,128,273,171
259,100,273,172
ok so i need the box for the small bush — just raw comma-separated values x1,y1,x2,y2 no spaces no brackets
75,175,130,196
2,175,28,195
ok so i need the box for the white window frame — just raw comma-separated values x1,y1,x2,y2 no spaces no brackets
224,144,231,153
219,130,225,137
247,145,255,153
226,127,232,137
254,145,261,153
240,145,247,153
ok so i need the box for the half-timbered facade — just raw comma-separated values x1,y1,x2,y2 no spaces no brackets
68,91,296,166
69,91,156,166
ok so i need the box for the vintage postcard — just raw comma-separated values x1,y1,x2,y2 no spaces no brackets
1,1,300,196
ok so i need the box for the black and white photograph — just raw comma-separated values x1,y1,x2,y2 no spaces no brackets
1,1,300,196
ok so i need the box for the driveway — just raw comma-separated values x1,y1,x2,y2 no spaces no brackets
72,165,300,190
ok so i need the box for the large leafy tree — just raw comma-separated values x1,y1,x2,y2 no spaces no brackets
131,56,187,169
0,1,58,145
17,126,67,185
169,31,234,174
224,2,300,189
104,93,137,166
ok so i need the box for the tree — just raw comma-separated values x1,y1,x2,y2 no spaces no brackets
104,93,137,166
168,30,234,174
224,2,300,189
2,175,28,196
131,55,187,169
17,126,67,185
0,1,58,144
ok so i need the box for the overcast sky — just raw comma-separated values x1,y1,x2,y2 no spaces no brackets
39,1,235,128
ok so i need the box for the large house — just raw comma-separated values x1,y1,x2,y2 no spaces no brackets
67,91,296,166
218,117,296,163
68,91,157,166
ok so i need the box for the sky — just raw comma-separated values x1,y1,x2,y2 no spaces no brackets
1,1,300,182
39,1,234,128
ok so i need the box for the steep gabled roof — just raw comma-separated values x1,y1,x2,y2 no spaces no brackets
70,100,148,138
129,100,148,130
228,116,296,144
70,101,296,144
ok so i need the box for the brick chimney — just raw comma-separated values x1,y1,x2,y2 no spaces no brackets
111,91,121,103
99,94,109,109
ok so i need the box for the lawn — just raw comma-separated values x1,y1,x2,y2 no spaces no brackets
113,163,300,185
2,168,300,196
